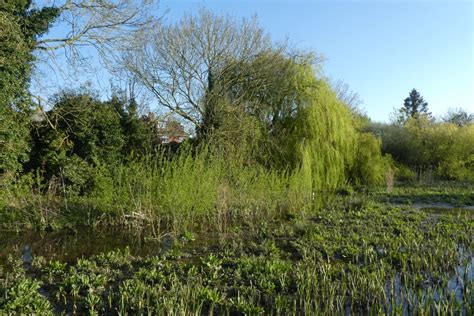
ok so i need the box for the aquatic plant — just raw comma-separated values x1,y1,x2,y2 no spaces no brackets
0,198,471,314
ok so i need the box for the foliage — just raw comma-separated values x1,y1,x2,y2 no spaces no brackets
368,117,474,181
0,0,58,185
0,255,53,314
88,147,312,232
206,54,388,190
442,107,473,127
108,95,158,156
204,52,313,165
4,56,392,219
350,132,392,186
28,91,168,194
291,79,357,192
0,105,30,184
397,89,431,124
2,7,389,214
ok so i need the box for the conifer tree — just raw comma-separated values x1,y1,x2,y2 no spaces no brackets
397,89,431,124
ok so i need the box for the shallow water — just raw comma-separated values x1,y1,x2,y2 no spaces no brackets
0,227,163,265
0,223,472,313
379,250,473,315
420,207,474,217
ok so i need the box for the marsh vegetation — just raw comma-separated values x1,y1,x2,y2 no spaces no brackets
1,192,472,314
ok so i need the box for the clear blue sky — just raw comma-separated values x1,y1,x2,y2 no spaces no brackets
35,0,474,122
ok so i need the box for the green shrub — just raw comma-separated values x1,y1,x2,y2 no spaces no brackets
394,163,417,182
369,118,474,182
350,133,391,186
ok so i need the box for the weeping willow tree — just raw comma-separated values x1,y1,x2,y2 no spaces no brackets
204,52,386,193
288,77,357,192
202,51,308,167
291,77,391,190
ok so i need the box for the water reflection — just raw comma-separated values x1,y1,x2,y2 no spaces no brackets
0,227,162,265
420,207,474,217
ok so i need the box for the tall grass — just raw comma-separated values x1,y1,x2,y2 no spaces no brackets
86,147,314,233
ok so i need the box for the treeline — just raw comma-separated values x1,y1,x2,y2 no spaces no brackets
1,5,388,229
368,116,474,182
363,89,474,182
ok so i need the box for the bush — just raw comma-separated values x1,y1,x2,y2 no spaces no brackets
350,133,391,186
368,118,474,182
394,163,417,182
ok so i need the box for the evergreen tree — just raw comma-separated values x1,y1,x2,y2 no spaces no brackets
397,89,431,124
109,96,156,156
0,0,59,183
29,91,126,195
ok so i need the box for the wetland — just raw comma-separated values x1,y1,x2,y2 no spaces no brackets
1,188,472,315
2,3,473,314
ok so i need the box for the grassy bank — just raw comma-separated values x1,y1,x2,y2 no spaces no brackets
0,196,472,314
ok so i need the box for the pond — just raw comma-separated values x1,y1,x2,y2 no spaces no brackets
420,207,474,217
0,206,472,314
0,227,164,266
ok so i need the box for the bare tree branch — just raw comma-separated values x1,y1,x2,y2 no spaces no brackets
330,78,364,113
115,9,278,127
33,0,160,74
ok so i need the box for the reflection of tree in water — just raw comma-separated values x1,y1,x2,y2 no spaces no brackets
0,229,164,264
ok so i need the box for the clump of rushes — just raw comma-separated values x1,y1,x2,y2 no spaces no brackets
0,201,472,314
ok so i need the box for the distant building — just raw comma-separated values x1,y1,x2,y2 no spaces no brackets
160,133,188,144
155,116,188,144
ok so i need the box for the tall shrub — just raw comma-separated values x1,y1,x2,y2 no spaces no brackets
0,1,58,184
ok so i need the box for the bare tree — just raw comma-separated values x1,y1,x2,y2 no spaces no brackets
33,0,160,71
442,107,473,126
117,9,277,126
330,79,363,113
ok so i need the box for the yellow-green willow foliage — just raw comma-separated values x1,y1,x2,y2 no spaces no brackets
372,116,474,181
405,118,474,180
350,133,392,186
278,64,392,191
274,66,358,192
296,81,357,192
208,56,388,191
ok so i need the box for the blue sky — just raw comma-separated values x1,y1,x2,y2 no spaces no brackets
35,0,473,122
